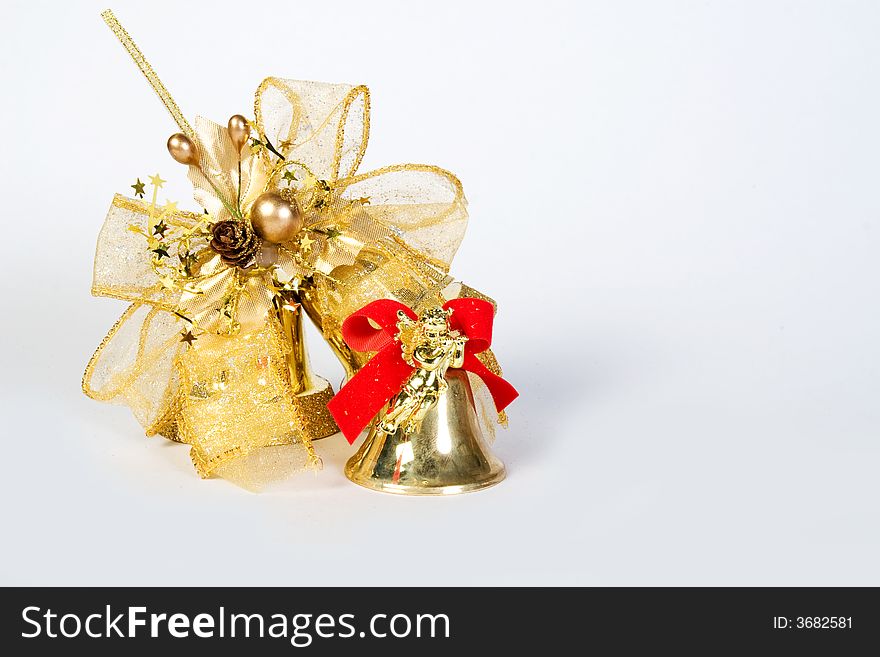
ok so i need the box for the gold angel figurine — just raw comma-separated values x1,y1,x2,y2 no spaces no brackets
377,308,469,436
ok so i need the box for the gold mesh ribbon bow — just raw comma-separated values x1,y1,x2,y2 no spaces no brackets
83,74,469,478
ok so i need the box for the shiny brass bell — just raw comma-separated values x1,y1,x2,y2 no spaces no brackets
344,369,505,495
274,291,338,442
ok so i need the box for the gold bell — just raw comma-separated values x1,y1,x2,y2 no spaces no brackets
297,244,450,381
344,370,505,495
274,292,338,442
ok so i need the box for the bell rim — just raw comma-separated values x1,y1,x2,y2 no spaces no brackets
292,376,339,441
343,462,506,496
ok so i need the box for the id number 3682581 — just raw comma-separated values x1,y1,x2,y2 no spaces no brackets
773,617,852,629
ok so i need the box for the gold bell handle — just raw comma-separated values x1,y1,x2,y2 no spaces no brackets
274,291,314,395
298,277,369,382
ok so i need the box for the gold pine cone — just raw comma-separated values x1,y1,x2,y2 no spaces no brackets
210,220,259,268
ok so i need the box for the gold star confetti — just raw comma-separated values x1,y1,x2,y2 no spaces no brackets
279,139,293,150
131,178,146,197
152,246,170,259
153,221,169,237
268,271,300,294
299,234,315,252
325,227,342,240
356,196,371,205
149,173,166,188
282,169,297,184
268,273,302,314
163,200,179,214
179,251,197,274
179,330,197,345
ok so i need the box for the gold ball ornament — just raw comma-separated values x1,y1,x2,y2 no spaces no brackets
249,192,302,244
227,114,250,153
166,133,200,167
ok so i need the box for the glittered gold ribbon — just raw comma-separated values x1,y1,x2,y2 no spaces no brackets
101,10,195,140
85,14,476,478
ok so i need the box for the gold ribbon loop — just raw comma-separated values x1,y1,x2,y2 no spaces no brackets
253,78,370,182
86,59,473,480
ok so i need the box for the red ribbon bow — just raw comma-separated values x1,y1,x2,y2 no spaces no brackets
327,297,518,444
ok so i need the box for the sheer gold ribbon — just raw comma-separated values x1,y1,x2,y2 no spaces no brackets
83,76,472,477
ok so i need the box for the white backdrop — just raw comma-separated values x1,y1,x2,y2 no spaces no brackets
1,0,878,585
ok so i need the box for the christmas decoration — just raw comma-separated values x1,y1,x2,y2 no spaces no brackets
83,11,475,483
328,298,518,494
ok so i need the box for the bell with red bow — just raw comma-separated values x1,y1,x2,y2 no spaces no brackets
327,297,518,495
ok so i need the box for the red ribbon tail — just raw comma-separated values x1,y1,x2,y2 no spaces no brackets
327,345,414,444
460,353,519,413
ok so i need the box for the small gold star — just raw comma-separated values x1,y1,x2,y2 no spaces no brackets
149,173,166,188
131,178,146,197
282,169,297,184
180,330,197,345
299,234,315,252
325,227,342,240
268,270,300,297
163,200,179,214
356,196,371,205
179,252,197,274
279,139,293,150
152,246,170,259
153,221,169,237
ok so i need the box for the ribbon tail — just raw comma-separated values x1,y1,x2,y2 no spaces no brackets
460,353,519,413
327,345,414,444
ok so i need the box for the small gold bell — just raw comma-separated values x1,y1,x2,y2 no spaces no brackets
274,291,338,442
298,244,449,382
344,370,505,495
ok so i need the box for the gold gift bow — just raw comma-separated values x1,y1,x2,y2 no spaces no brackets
84,12,474,476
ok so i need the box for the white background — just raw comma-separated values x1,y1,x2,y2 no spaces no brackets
1,0,878,585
